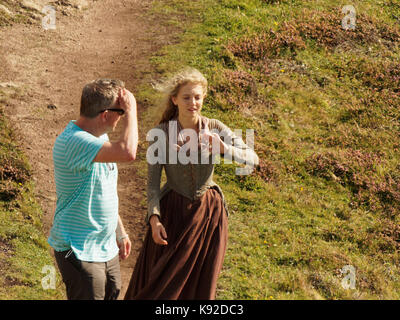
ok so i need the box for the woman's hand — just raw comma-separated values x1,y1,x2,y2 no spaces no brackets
199,119,228,155
150,215,168,246
172,118,228,155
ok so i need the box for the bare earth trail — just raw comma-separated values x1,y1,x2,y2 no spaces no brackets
0,0,172,298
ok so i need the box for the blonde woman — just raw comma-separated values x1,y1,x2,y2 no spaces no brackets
124,68,259,300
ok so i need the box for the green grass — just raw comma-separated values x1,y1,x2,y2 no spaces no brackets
0,97,65,299
138,0,400,299
1,0,400,300
0,0,65,299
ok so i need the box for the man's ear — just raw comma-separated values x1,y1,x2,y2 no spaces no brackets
99,111,107,123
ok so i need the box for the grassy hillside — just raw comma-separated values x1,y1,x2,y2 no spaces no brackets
0,105,64,299
0,1,65,298
138,0,400,299
0,0,86,26
1,0,399,300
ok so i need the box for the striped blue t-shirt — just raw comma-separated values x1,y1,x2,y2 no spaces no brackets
48,121,119,262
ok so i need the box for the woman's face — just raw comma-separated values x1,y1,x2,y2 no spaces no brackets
172,82,205,120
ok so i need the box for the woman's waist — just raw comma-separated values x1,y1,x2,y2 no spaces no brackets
163,180,217,200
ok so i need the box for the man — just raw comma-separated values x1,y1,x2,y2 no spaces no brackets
48,79,138,300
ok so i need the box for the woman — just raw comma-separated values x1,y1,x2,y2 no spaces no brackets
124,68,259,300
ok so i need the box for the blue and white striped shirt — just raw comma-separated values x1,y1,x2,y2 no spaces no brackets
48,121,119,262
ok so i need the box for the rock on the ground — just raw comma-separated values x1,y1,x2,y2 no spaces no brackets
21,0,89,13
53,0,89,10
21,0,43,12
0,4,13,17
0,82,20,89
69,0,89,10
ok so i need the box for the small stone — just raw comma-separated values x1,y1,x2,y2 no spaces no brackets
0,82,19,88
21,0,42,12
0,4,13,16
69,0,89,10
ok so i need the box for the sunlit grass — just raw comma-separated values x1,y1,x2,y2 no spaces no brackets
143,0,400,299
0,98,65,299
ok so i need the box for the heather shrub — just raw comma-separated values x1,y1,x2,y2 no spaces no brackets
0,157,30,184
210,69,266,110
227,7,400,62
305,149,400,214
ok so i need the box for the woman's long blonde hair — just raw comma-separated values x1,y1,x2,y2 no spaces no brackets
155,68,208,124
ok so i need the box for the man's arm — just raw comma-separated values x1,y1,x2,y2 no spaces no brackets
94,88,138,163
116,215,128,239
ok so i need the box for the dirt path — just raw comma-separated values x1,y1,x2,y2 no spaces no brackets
0,0,172,298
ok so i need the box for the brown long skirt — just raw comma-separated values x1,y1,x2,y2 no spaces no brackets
124,188,228,300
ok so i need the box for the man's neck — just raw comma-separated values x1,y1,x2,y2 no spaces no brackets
74,117,104,137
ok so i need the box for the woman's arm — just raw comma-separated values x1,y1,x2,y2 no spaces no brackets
205,118,259,168
146,161,163,224
146,151,168,246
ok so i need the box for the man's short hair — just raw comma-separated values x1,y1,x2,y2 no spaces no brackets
80,79,125,118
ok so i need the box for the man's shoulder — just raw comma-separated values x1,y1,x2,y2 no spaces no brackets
53,121,105,170
59,122,102,145
54,122,104,158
